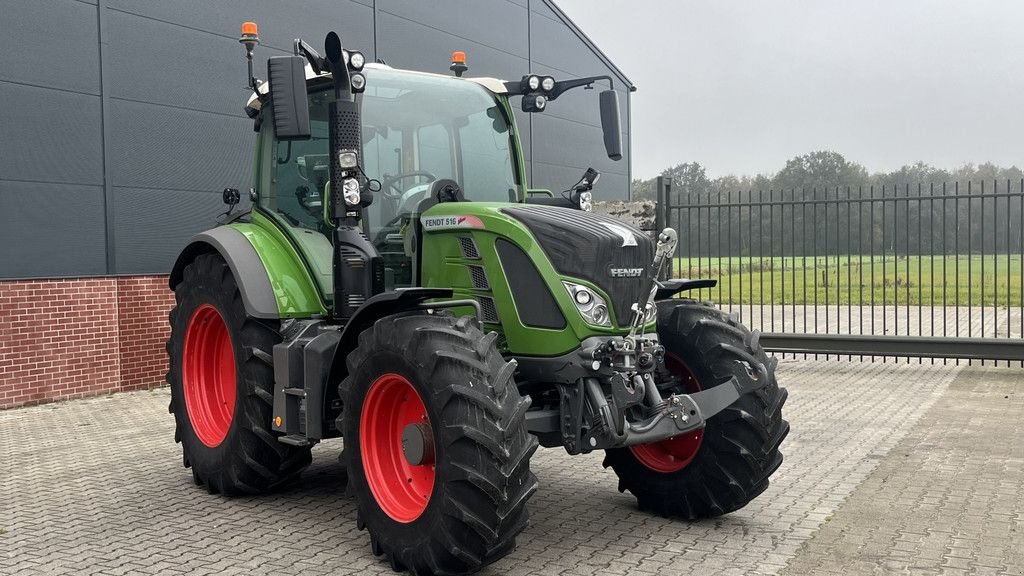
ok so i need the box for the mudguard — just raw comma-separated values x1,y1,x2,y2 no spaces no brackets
655,278,717,301
334,287,454,373
169,227,279,319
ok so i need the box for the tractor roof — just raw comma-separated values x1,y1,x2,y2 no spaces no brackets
245,62,508,114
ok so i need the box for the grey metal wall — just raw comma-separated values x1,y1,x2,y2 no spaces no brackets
0,0,631,278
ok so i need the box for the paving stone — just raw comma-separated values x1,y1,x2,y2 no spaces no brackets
2,360,1019,575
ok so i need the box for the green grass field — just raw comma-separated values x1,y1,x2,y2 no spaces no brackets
671,255,1024,305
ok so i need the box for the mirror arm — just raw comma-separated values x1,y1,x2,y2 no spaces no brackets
548,75,613,100
293,38,328,75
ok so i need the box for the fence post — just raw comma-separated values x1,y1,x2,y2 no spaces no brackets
655,176,668,232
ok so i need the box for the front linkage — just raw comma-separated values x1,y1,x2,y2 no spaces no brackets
522,228,740,454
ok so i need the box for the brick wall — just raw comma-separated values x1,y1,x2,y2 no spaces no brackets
0,276,175,409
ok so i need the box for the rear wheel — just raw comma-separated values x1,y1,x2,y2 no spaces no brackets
167,253,312,495
603,300,789,518
339,314,537,575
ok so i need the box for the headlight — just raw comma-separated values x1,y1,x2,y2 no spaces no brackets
563,281,611,327
541,76,555,91
527,75,540,90
342,178,360,206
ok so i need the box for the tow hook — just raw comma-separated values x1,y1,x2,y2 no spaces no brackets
660,380,739,433
585,376,742,449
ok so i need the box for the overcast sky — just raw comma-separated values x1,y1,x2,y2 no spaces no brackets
557,0,1024,180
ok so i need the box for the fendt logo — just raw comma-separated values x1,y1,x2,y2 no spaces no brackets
609,267,644,278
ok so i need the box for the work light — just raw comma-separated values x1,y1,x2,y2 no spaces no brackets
337,150,358,169
348,51,365,71
350,72,366,91
578,191,593,212
342,178,361,206
541,76,555,92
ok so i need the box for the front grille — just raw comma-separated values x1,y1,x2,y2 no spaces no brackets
468,265,489,289
458,236,480,259
478,296,499,324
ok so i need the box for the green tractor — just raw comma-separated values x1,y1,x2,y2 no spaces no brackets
167,23,788,575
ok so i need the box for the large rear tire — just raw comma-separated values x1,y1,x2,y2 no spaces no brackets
167,253,312,495
603,300,789,518
339,314,538,575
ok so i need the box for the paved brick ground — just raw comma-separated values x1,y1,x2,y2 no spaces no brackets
2,360,1021,575
781,366,1024,576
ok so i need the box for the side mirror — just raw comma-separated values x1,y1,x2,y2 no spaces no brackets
599,90,622,161
267,56,311,140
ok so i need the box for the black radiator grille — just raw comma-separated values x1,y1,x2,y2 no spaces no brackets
468,265,489,289
478,296,499,324
458,236,480,259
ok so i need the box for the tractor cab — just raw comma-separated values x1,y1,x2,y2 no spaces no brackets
253,65,523,296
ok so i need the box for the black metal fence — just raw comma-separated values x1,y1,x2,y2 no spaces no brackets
656,177,1024,363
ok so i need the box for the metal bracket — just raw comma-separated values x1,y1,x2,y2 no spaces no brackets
417,298,483,323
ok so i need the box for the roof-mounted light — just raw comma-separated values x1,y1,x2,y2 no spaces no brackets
348,51,365,71
350,72,366,92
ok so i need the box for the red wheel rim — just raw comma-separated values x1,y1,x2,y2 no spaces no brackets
360,373,436,523
629,353,704,473
182,304,236,448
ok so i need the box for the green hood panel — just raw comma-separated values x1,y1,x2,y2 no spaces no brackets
419,202,631,356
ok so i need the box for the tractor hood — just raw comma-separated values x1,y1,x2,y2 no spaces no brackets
501,205,654,327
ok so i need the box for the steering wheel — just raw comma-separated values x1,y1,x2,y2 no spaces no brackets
380,171,437,199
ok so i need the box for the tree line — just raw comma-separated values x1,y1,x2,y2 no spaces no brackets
632,151,1024,258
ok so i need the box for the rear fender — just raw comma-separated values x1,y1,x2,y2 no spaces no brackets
169,224,326,319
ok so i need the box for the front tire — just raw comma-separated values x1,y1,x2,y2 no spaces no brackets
603,300,789,518
339,314,538,575
167,253,312,495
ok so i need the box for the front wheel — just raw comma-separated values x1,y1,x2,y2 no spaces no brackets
339,314,538,575
603,300,789,518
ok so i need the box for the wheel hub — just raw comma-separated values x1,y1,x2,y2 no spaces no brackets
401,422,435,466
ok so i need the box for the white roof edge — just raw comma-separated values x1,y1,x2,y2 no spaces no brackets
245,62,508,112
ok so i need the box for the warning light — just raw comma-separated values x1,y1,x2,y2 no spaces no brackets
450,51,468,77
274,416,282,427
241,21,259,38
